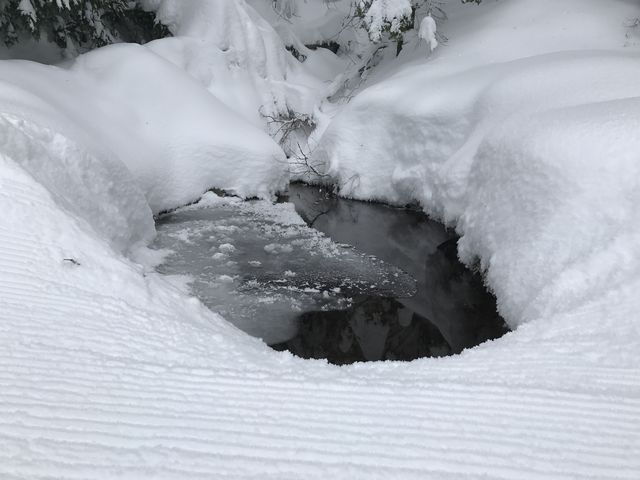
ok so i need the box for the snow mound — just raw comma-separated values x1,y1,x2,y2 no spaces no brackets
460,97,640,325
313,0,640,327
0,43,287,214
0,114,154,253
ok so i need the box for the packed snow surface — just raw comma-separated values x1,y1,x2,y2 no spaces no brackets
1,144,639,477
1,0,640,478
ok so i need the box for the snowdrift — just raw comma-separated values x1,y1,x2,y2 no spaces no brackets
0,43,287,215
460,95,640,325
0,114,154,253
313,0,640,327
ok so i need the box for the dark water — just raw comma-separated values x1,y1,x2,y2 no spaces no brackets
153,184,508,365
270,184,508,364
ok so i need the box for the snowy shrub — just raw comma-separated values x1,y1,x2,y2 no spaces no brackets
262,108,316,152
354,0,478,53
417,14,437,51
0,0,168,53
355,0,413,43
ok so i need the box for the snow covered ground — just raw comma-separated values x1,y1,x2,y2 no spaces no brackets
1,0,640,478
2,149,639,478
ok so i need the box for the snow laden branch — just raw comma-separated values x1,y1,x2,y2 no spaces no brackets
356,0,414,43
260,107,327,181
0,0,168,52
354,0,476,53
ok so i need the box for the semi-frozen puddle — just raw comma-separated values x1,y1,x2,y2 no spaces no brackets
153,184,508,364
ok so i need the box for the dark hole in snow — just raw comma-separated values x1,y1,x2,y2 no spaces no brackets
305,41,340,54
152,183,508,365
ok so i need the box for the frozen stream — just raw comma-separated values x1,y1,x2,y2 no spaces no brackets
153,184,508,364
152,190,416,346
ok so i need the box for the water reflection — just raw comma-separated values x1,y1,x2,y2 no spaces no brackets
271,298,452,364
273,184,508,363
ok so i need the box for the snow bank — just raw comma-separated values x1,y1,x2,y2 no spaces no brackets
313,0,640,326
460,97,640,325
0,43,287,214
0,114,154,253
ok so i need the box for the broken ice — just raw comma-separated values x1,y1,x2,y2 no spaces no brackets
152,192,416,344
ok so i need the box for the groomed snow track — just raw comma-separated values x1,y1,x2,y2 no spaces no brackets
2,0,640,476
1,155,639,479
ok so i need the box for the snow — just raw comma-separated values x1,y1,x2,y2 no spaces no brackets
0,114,154,253
247,0,354,49
313,0,640,329
418,15,437,51
459,96,640,326
1,0,640,478
360,0,413,42
17,0,36,23
1,148,640,477
0,43,287,214
142,0,337,129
